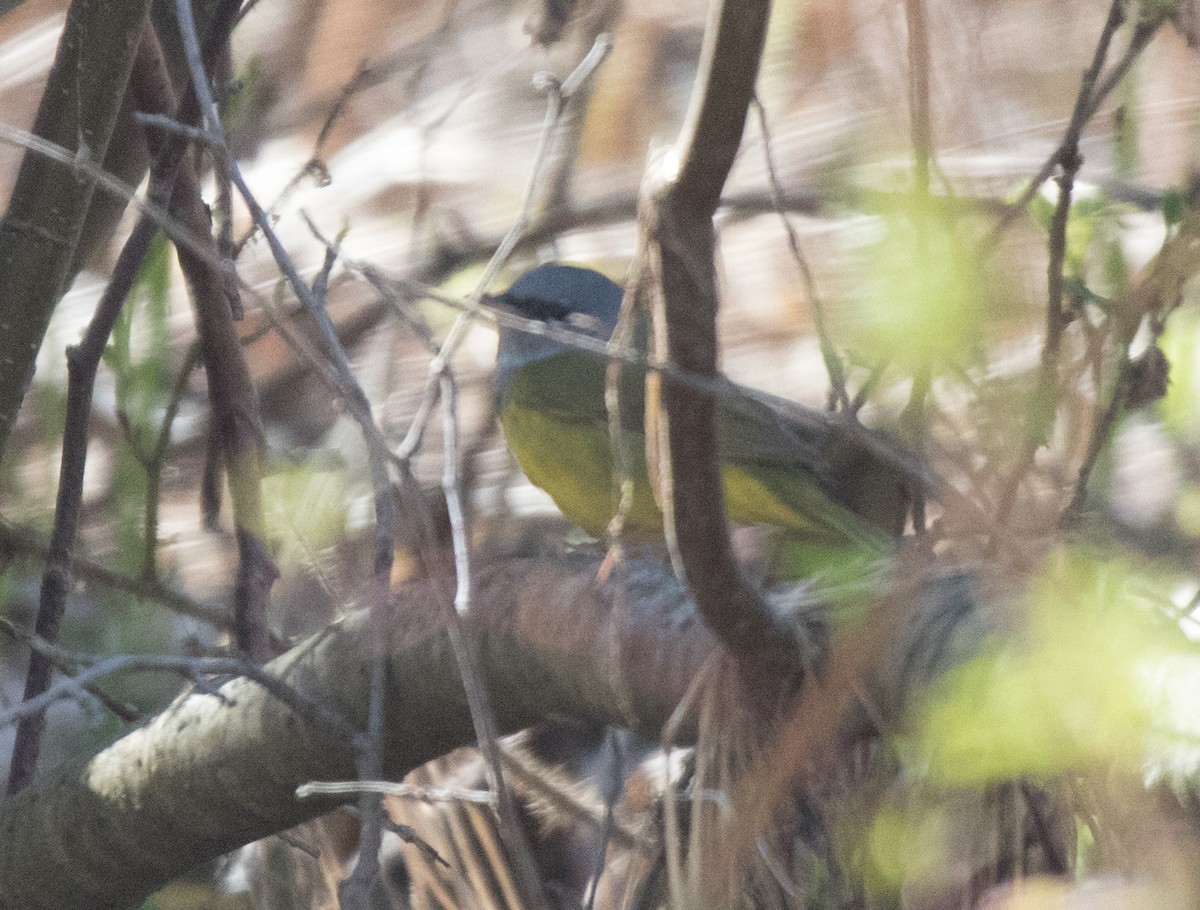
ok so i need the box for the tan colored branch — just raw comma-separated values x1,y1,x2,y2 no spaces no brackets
0,559,718,910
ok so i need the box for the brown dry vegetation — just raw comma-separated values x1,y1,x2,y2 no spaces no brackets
0,1,1197,908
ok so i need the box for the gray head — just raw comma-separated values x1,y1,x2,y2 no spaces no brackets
493,264,624,395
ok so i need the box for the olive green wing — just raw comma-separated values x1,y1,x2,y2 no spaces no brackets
713,381,911,544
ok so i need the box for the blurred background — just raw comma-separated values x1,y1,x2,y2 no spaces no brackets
0,0,1199,906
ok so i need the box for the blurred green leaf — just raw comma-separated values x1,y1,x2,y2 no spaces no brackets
1103,235,1129,296
263,462,348,566
1158,308,1200,441
104,231,172,440
1176,485,1200,537
864,802,948,893
1050,192,1131,301
100,231,174,574
1113,78,1138,179
910,549,1186,784
221,53,263,137
1028,193,1054,232
849,204,983,372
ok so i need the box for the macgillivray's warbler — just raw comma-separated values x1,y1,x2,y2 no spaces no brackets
490,263,914,566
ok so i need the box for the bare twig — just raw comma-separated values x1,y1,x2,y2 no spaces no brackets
393,32,612,464
139,21,277,660
905,0,934,200
992,0,1129,530
367,38,614,910
179,1,398,572
5,6,255,789
898,0,940,534
0,619,138,723
298,779,494,804
0,519,225,627
985,3,1158,245
213,44,240,320
433,363,555,910
141,344,202,580
235,4,464,258
751,96,848,411
0,628,366,752
172,2,399,902
5,204,162,794
1061,210,1200,524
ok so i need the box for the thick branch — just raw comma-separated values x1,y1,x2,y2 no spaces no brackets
0,556,977,910
0,559,719,910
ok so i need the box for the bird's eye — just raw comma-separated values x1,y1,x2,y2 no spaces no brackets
503,294,572,323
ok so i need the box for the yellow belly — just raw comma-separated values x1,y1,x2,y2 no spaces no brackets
500,405,662,538
499,404,842,543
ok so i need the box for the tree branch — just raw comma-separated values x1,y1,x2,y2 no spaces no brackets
0,560,718,910
131,23,278,661
0,556,977,910
644,0,798,677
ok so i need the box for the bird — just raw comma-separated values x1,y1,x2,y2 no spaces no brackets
489,263,914,571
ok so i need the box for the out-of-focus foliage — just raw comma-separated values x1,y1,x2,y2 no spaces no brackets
0,0,1198,906
848,202,984,373
911,549,1191,784
262,460,348,565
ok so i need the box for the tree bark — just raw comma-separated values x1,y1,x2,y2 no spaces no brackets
0,555,977,909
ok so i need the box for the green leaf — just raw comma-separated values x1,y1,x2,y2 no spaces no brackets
848,202,984,373
910,549,1187,784
1028,193,1054,231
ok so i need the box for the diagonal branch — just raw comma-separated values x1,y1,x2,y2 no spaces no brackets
129,22,278,662
0,0,154,460
0,556,977,910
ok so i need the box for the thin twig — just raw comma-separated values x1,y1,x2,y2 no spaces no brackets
0,15,245,781
0,619,139,723
143,19,277,660
173,3,398,903
0,631,367,751
991,2,1127,530
0,519,226,627
437,371,555,910
5,206,161,794
364,39,615,910
751,96,848,411
213,43,240,319
133,111,220,147
141,344,202,581
899,0,938,534
984,1,1149,245
905,0,934,201
298,779,494,804
393,32,612,464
